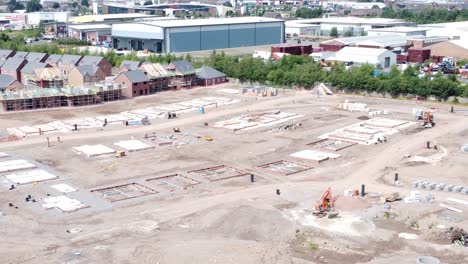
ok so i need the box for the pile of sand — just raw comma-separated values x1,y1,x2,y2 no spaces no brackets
180,204,296,242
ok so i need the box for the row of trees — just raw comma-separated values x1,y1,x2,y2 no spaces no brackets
202,51,466,100
382,7,468,24
7,0,89,12
0,32,465,100
295,8,324,19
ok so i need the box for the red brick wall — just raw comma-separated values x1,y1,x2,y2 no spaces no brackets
319,44,346,52
115,74,150,97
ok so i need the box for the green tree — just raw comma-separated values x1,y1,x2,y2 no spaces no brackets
0,32,10,42
360,28,367,36
52,2,60,8
7,0,24,12
26,0,42,12
296,7,323,19
143,0,153,5
344,30,353,37
81,0,88,7
71,2,78,8
330,27,338,37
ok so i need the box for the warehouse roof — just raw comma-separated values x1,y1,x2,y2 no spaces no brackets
144,17,283,28
368,26,428,33
68,13,153,23
0,74,16,88
197,66,225,79
328,47,393,64
322,34,408,48
450,39,468,50
288,17,409,28
68,24,111,31
120,70,149,83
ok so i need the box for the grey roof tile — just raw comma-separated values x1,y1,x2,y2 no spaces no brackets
121,70,149,83
196,66,225,79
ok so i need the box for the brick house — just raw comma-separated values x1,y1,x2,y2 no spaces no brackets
196,66,227,86
166,60,196,89
30,67,66,88
114,70,150,97
139,62,171,93
21,61,52,84
46,54,83,76
0,58,28,82
78,55,112,76
0,74,24,92
68,65,106,87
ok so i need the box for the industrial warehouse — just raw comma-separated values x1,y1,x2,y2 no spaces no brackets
111,17,285,53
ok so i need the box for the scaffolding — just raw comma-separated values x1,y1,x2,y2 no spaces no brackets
0,84,126,112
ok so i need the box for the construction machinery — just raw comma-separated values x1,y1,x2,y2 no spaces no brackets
414,109,435,128
313,187,339,218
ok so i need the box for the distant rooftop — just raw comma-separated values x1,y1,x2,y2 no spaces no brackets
68,13,153,23
143,17,283,28
287,17,410,26
368,27,429,33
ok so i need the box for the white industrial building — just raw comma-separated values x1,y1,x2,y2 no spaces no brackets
367,27,429,37
285,23,320,37
326,47,397,68
423,21,468,40
0,12,70,28
286,17,412,36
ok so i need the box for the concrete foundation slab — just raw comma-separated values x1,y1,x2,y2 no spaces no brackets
91,183,157,202
146,173,201,190
50,183,77,193
319,118,415,145
41,195,87,212
214,112,302,131
114,140,153,152
0,159,36,173
290,150,341,163
258,160,313,175
306,139,357,151
188,165,250,182
72,144,115,157
4,169,58,184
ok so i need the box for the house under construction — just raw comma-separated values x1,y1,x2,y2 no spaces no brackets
0,83,126,112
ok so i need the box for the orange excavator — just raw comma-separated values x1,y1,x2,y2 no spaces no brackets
313,187,339,218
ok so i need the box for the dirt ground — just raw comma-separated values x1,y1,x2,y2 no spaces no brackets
0,84,467,264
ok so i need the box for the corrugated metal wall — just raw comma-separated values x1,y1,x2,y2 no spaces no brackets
167,22,283,53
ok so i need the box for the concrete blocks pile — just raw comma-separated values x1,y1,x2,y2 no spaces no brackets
414,181,468,195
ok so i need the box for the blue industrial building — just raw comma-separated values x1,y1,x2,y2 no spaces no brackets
111,17,285,53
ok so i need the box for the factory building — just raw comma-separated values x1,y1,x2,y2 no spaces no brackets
286,17,412,37
111,17,285,53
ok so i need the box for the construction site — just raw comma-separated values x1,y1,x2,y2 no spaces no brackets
0,83,467,264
